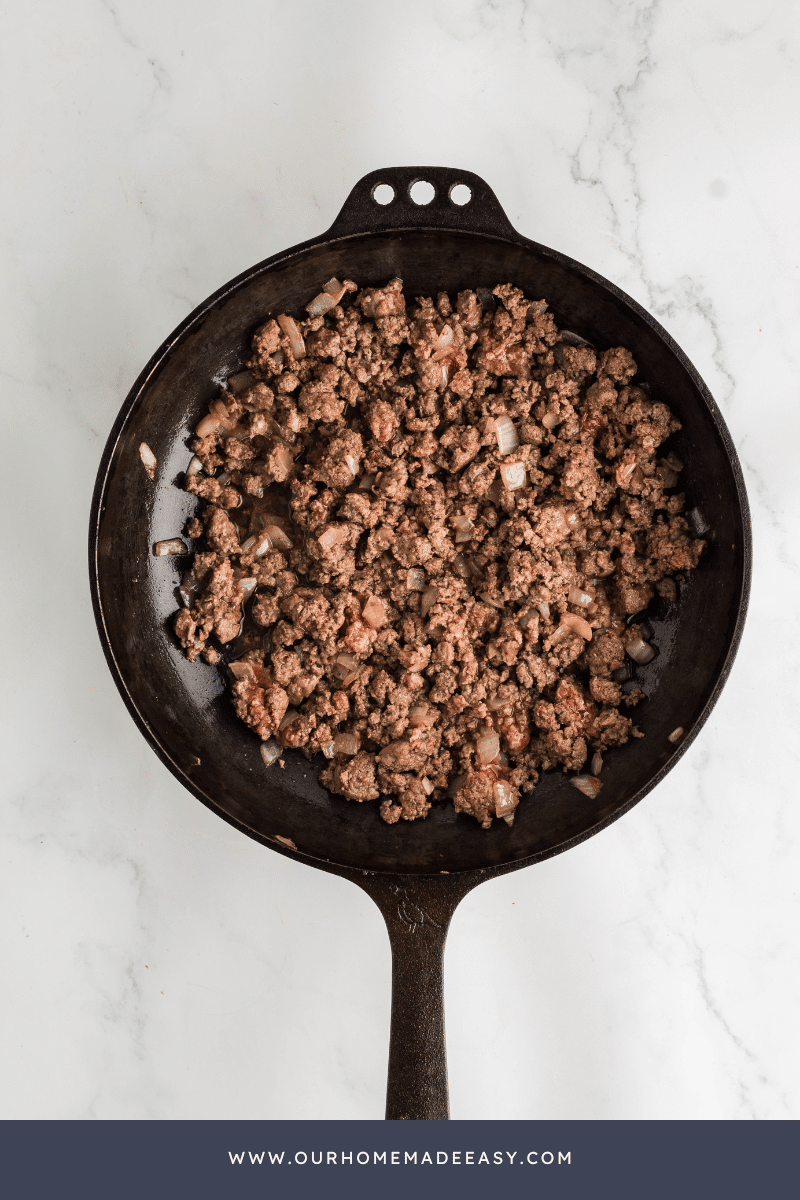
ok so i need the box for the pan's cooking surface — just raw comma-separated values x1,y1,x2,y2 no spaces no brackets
91,169,750,877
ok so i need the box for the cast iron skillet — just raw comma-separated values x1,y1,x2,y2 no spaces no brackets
90,166,751,1120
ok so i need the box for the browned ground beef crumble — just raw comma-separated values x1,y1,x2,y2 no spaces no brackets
172,278,704,828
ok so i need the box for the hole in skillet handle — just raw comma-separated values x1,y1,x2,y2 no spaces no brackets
449,182,472,206
409,179,436,206
372,182,395,206
328,166,516,239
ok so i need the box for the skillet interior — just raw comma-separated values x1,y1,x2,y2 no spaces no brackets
92,224,749,875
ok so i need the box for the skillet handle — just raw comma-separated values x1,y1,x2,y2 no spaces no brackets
326,166,517,241
354,872,478,1120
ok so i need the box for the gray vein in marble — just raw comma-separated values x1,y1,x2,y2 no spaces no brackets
559,2,738,408
736,444,799,574
100,1,172,97
689,934,790,1119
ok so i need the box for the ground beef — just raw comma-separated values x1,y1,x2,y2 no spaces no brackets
171,278,704,828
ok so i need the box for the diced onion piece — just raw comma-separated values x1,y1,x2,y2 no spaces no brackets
571,774,602,798
668,726,685,743
139,442,157,480
362,594,387,629
453,553,472,579
626,636,656,664
476,732,500,764
407,568,425,591
452,514,475,543
318,524,348,552
186,455,203,476
421,777,435,796
229,661,257,681
179,567,205,606
323,276,347,300
657,463,679,489
276,313,306,360
320,740,336,759
252,531,273,558
260,738,282,767
195,414,227,439
333,732,359,757
306,292,338,317
536,601,551,621
446,773,465,799
559,329,593,347
590,751,603,776
408,706,437,727
493,781,518,818
341,670,361,687
227,370,255,394
209,399,237,430
687,507,710,536
279,709,301,731
261,415,292,444
500,461,526,490
420,585,439,616
271,443,295,478
497,751,510,768
502,813,515,827
344,453,359,477
558,612,593,640
478,592,504,610
494,415,519,455
260,511,292,529
541,411,559,431
262,523,292,551
238,577,257,600
358,472,376,491
616,460,637,486
333,652,360,679
487,694,511,712
431,324,454,360
154,539,188,557
568,586,593,608
216,471,231,488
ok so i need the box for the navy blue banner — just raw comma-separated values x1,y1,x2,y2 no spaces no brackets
1,1119,794,1199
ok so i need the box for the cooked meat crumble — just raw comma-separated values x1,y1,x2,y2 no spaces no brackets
171,278,704,828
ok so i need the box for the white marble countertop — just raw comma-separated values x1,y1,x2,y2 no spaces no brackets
2,0,798,1121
